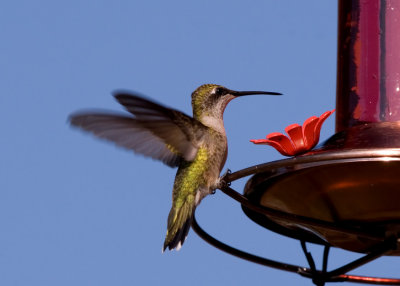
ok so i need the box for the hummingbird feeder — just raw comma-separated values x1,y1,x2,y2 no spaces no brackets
192,0,400,285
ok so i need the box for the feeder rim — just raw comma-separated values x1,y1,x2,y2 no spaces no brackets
225,148,400,182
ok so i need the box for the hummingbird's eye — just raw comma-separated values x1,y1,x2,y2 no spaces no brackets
215,87,224,95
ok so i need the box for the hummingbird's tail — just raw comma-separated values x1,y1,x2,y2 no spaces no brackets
162,200,195,252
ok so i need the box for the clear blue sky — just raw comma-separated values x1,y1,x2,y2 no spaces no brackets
1,1,398,285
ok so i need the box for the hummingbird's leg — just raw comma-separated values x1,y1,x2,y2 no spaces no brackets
212,169,232,193
221,168,232,184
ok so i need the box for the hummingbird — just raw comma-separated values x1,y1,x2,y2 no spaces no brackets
69,84,281,251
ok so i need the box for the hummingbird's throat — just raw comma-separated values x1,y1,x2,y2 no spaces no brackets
198,96,234,133
199,115,225,134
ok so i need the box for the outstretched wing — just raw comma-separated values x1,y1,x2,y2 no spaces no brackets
69,93,206,167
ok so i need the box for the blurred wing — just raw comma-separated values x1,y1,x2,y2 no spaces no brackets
70,113,183,167
70,93,207,167
113,92,206,160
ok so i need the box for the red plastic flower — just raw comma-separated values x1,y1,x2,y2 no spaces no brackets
250,110,335,156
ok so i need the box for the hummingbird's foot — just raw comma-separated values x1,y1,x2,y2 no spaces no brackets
215,169,232,190
222,168,232,183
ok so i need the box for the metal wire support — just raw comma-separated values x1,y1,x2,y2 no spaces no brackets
191,162,400,285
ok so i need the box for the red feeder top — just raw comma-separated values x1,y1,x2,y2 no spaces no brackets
251,110,335,156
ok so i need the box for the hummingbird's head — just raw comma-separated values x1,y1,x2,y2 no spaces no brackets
191,84,281,121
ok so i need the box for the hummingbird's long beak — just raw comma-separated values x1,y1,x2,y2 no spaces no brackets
230,90,282,96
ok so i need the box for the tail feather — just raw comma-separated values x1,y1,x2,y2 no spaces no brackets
163,200,194,252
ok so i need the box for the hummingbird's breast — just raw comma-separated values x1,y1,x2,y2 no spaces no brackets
205,130,228,173
172,129,227,205
194,129,228,193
